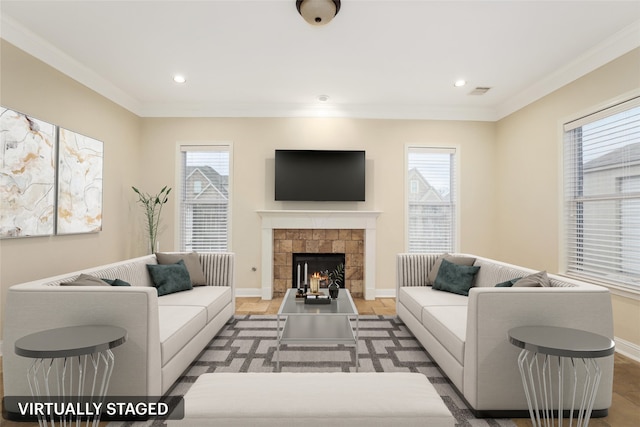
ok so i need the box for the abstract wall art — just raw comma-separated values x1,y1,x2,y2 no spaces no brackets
57,128,103,234
0,107,103,238
0,108,57,238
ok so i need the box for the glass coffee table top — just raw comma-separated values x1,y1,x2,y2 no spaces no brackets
278,288,357,315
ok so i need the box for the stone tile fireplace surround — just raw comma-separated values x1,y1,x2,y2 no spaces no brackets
258,211,380,300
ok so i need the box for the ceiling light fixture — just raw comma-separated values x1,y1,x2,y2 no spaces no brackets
173,75,186,84
454,79,466,88
317,94,330,102
296,0,341,26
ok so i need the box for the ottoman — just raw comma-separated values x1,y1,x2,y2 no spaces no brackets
168,372,455,426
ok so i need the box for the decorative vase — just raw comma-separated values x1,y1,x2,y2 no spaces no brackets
328,280,339,299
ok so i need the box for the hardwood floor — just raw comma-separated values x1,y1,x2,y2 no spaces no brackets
2,297,638,426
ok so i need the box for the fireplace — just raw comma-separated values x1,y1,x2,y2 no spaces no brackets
292,253,346,289
258,210,380,300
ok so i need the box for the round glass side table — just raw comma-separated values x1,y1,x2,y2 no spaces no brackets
15,325,127,426
508,325,614,427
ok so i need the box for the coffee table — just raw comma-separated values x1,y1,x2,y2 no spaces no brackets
276,288,359,371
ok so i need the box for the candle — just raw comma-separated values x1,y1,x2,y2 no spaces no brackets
304,263,308,284
297,264,301,288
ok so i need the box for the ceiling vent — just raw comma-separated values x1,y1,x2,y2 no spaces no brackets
468,87,492,96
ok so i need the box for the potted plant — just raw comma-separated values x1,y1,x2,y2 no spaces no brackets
132,185,171,254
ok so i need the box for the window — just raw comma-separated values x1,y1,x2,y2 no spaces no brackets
406,147,457,253
563,96,640,289
179,145,231,252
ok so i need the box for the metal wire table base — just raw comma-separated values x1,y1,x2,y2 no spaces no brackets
517,349,602,427
26,349,116,427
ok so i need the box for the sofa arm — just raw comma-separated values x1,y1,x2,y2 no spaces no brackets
2,285,162,410
396,253,441,290
198,252,235,288
463,286,614,412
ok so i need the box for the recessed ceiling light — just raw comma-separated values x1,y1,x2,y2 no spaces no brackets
173,75,186,84
454,79,466,88
317,94,330,102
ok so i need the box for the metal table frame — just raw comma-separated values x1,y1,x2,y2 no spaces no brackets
508,325,615,427
15,325,127,427
276,288,359,371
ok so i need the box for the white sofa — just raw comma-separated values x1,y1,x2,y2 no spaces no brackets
396,253,614,418
3,252,234,417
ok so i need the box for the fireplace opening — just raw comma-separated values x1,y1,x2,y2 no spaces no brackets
292,253,346,289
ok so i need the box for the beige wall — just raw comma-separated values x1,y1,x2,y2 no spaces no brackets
495,48,640,347
139,117,497,295
0,41,142,339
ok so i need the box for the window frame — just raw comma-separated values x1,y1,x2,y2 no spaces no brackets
560,93,640,298
404,144,460,253
175,141,233,252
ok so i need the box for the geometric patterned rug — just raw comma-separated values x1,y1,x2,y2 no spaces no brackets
109,315,516,427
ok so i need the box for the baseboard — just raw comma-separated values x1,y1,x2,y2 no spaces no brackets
375,289,397,298
615,336,640,363
234,288,263,298
0,340,3,357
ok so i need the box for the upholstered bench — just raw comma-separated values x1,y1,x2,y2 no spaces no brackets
168,372,455,426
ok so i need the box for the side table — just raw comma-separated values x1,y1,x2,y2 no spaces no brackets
508,325,614,427
15,325,127,426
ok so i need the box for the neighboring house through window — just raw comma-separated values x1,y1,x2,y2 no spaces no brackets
179,144,231,252
406,146,457,253
563,96,640,290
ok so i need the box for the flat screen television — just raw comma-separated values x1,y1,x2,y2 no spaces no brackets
275,150,365,201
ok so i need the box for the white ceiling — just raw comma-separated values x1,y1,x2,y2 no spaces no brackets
1,1,639,121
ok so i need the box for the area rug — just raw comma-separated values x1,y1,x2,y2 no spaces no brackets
109,315,516,427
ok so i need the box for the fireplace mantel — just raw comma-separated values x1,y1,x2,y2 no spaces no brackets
257,210,381,300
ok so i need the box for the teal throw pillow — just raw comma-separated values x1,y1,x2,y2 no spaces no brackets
495,277,522,287
147,260,193,296
102,278,132,287
433,258,480,296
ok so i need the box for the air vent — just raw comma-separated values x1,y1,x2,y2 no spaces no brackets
469,87,492,96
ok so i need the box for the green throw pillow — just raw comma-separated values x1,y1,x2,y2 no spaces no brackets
433,258,480,296
495,277,522,287
427,254,477,286
102,278,132,287
156,252,207,286
147,260,193,296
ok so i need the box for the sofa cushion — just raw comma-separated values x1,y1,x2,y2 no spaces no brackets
158,305,207,366
158,286,232,323
513,271,550,287
147,260,193,296
399,287,468,323
60,274,109,286
427,254,476,285
433,259,480,296
156,252,207,286
422,306,467,365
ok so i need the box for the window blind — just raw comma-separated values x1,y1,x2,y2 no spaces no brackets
563,97,640,289
180,145,230,252
407,147,457,253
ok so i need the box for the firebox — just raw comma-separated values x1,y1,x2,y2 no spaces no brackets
292,253,346,289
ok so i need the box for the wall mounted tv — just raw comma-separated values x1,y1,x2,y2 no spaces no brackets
275,150,365,201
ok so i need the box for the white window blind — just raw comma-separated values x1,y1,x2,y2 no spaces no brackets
563,96,640,289
407,147,457,253
180,145,230,252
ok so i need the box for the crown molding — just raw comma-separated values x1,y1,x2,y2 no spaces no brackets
1,15,142,115
2,12,638,122
495,20,640,120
